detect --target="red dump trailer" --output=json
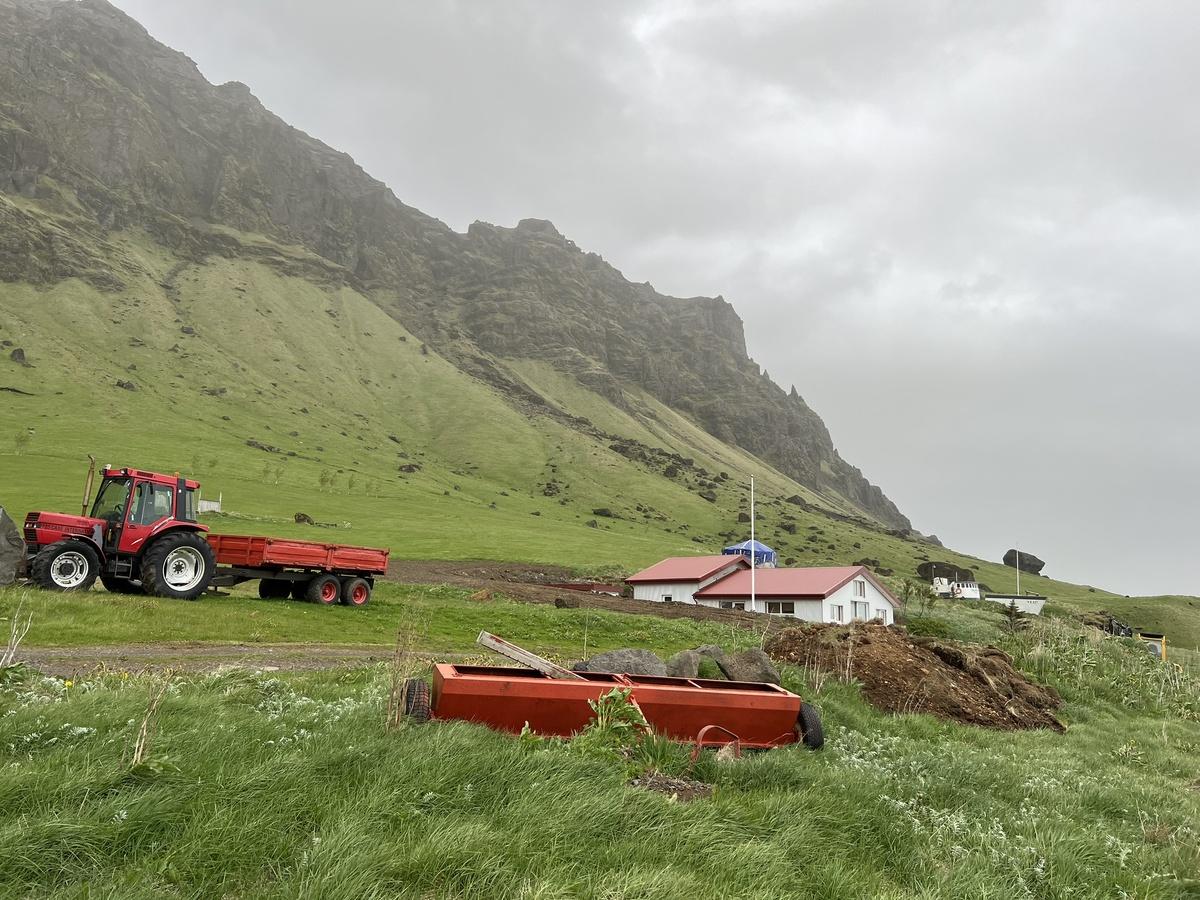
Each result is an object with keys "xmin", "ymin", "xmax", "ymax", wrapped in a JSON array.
[
  {"xmin": 206, "ymin": 534, "xmax": 389, "ymax": 606},
  {"xmin": 411, "ymin": 663, "xmax": 823, "ymax": 751}
]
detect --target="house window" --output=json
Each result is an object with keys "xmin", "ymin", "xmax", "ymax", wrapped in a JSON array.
[
  {"xmin": 720, "ymin": 601, "xmax": 745, "ymax": 611},
  {"xmin": 875, "ymin": 608, "xmax": 890, "ymax": 624},
  {"xmin": 852, "ymin": 601, "xmax": 869, "ymax": 621},
  {"xmin": 767, "ymin": 602, "xmax": 795, "ymax": 615},
  {"xmin": 830, "ymin": 604, "xmax": 844, "ymax": 623},
  {"xmin": 854, "ymin": 580, "xmax": 866, "ymax": 598},
  {"xmin": 662, "ymin": 595, "xmax": 673, "ymax": 603}
]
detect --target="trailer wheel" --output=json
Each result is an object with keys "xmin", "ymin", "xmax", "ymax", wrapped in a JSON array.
[
  {"xmin": 140, "ymin": 532, "xmax": 215, "ymax": 600},
  {"xmin": 305, "ymin": 573, "xmax": 341, "ymax": 605},
  {"xmin": 258, "ymin": 578, "xmax": 292, "ymax": 600},
  {"xmin": 340, "ymin": 577, "xmax": 371, "ymax": 607},
  {"xmin": 100, "ymin": 575, "xmax": 142, "ymax": 596},
  {"xmin": 32, "ymin": 540, "xmax": 99, "ymax": 592},
  {"xmin": 796, "ymin": 702, "xmax": 824, "ymax": 750},
  {"xmin": 403, "ymin": 678, "xmax": 431, "ymax": 723}
]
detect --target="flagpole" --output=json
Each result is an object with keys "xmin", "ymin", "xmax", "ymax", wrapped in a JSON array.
[{"xmin": 750, "ymin": 475, "xmax": 756, "ymax": 613}]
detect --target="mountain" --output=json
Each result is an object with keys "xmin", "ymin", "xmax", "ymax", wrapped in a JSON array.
[{"xmin": 0, "ymin": 0, "xmax": 906, "ymax": 530}]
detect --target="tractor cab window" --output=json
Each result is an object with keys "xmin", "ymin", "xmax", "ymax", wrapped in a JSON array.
[
  {"xmin": 129, "ymin": 482, "xmax": 174, "ymax": 526},
  {"xmin": 91, "ymin": 478, "xmax": 132, "ymax": 524},
  {"xmin": 181, "ymin": 487, "xmax": 197, "ymax": 522}
]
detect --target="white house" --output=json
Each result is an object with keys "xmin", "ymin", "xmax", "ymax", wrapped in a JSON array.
[
  {"xmin": 625, "ymin": 555, "xmax": 751, "ymax": 605},
  {"xmin": 626, "ymin": 558, "xmax": 899, "ymax": 625},
  {"xmin": 693, "ymin": 566, "xmax": 898, "ymax": 624}
]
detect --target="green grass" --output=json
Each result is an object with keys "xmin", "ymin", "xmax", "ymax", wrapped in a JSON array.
[
  {"xmin": 0, "ymin": 583, "xmax": 758, "ymax": 661},
  {"xmin": 0, "ymin": 615, "xmax": 1197, "ymax": 899}
]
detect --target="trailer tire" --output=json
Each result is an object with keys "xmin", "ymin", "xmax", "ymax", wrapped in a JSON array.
[
  {"xmin": 140, "ymin": 532, "xmax": 215, "ymax": 600},
  {"xmin": 305, "ymin": 573, "xmax": 341, "ymax": 605},
  {"xmin": 258, "ymin": 578, "xmax": 292, "ymax": 600},
  {"xmin": 100, "ymin": 575, "xmax": 142, "ymax": 596},
  {"xmin": 32, "ymin": 540, "xmax": 99, "ymax": 592},
  {"xmin": 403, "ymin": 678, "xmax": 431, "ymax": 723},
  {"xmin": 340, "ymin": 577, "xmax": 371, "ymax": 607},
  {"xmin": 797, "ymin": 702, "xmax": 824, "ymax": 750}
]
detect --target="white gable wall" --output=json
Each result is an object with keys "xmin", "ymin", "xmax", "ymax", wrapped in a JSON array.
[
  {"xmin": 825, "ymin": 577, "xmax": 894, "ymax": 625},
  {"xmin": 630, "ymin": 561, "xmax": 746, "ymax": 605}
]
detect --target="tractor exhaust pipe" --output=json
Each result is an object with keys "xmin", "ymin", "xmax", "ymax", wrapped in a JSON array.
[{"xmin": 81, "ymin": 455, "xmax": 96, "ymax": 516}]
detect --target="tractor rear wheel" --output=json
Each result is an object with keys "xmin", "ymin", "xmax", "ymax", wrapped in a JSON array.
[
  {"xmin": 305, "ymin": 573, "xmax": 341, "ymax": 605},
  {"xmin": 258, "ymin": 578, "xmax": 292, "ymax": 600},
  {"xmin": 340, "ymin": 577, "xmax": 371, "ymax": 607},
  {"xmin": 100, "ymin": 575, "xmax": 142, "ymax": 596},
  {"xmin": 797, "ymin": 702, "xmax": 824, "ymax": 750},
  {"xmin": 32, "ymin": 540, "xmax": 99, "ymax": 592},
  {"xmin": 140, "ymin": 532, "xmax": 215, "ymax": 601}
]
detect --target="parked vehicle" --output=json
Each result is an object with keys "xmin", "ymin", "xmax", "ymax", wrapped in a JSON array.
[{"xmin": 20, "ymin": 462, "xmax": 388, "ymax": 605}]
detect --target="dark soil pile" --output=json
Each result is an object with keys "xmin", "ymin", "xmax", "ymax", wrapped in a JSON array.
[{"xmin": 766, "ymin": 623, "xmax": 1064, "ymax": 732}]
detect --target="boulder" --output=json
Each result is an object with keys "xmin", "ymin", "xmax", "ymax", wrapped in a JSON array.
[
  {"xmin": 573, "ymin": 648, "xmax": 667, "ymax": 676},
  {"xmin": 554, "ymin": 595, "xmax": 581, "ymax": 609},
  {"xmin": 1003, "ymin": 549, "xmax": 1045, "ymax": 575},
  {"xmin": 665, "ymin": 650, "xmax": 701, "ymax": 678},
  {"xmin": 720, "ymin": 648, "xmax": 781, "ymax": 685},
  {"xmin": 0, "ymin": 507, "xmax": 23, "ymax": 586}
]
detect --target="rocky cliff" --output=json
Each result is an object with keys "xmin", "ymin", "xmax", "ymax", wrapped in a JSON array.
[{"xmin": 0, "ymin": 0, "xmax": 908, "ymax": 529}]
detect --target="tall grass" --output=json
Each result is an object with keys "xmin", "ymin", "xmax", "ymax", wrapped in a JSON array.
[{"xmin": 1, "ymin": 626, "xmax": 1198, "ymax": 898}]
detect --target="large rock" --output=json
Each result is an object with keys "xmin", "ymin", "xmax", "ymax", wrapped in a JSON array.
[
  {"xmin": 720, "ymin": 649, "xmax": 781, "ymax": 685},
  {"xmin": 916, "ymin": 561, "xmax": 976, "ymax": 582},
  {"xmin": 665, "ymin": 650, "xmax": 701, "ymax": 678},
  {"xmin": 573, "ymin": 649, "xmax": 667, "ymax": 676},
  {"xmin": 0, "ymin": 507, "xmax": 23, "ymax": 586},
  {"xmin": 1003, "ymin": 549, "xmax": 1045, "ymax": 575}
]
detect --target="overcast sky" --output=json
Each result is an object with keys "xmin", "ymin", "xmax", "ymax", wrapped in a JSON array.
[{"xmin": 112, "ymin": 0, "xmax": 1198, "ymax": 596}]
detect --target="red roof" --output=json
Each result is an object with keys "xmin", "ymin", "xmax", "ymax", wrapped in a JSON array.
[
  {"xmin": 626, "ymin": 555, "xmax": 750, "ymax": 584},
  {"xmin": 695, "ymin": 565, "xmax": 897, "ymax": 605}
]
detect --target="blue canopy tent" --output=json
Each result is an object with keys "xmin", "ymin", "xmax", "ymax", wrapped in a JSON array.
[{"xmin": 722, "ymin": 539, "xmax": 777, "ymax": 568}]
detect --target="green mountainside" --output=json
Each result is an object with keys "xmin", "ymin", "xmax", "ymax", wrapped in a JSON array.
[{"xmin": 0, "ymin": 0, "xmax": 1193, "ymax": 643}]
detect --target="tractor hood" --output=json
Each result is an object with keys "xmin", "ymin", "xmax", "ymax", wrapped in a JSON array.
[{"xmin": 23, "ymin": 511, "xmax": 107, "ymax": 548}]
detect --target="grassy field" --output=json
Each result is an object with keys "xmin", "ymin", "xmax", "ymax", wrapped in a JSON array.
[
  {"xmin": 0, "ymin": 582, "xmax": 759, "ymax": 661},
  {"xmin": 1, "ymin": 604, "xmax": 1197, "ymax": 898}
]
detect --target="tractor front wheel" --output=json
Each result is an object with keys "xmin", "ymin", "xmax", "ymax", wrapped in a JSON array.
[
  {"xmin": 32, "ymin": 540, "xmax": 99, "ymax": 592},
  {"xmin": 140, "ymin": 533, "xmax": 215, "ymax": 601}
]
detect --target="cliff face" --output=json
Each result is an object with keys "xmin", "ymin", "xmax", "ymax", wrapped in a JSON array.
[{"xmin": 0, "ymin": 0, "xmax": 909, "ymax": 529}]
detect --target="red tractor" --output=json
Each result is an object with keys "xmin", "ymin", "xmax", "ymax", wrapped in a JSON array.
[
  {"xmin": 24, "ymin": 464, "xmax": 213, "ymax": 599},
  {"xmin": 21, "ymin": 462, "xmax": 389, "ymax": 604}
]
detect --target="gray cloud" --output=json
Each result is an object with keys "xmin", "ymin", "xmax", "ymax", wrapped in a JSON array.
[{"xmin": 112, "ymin": 0, "xmax": 1198, "ymax": 594}]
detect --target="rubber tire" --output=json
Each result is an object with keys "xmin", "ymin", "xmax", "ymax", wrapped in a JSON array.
[
  {"xmin": 403, "ymin": 678, "xmax": 431, "ymax": 723},
  {"xmin": 100, "ymin": 575, "xmax": 143, "ymax": 596},
  {"xmin": 258, "ymin": 578, "xmax": 292, "ymax": 600},
  {"xmin": 340, "ymin": 577, "xmax": 371, "ymax": 607},
  {"xmin": 31, "ymin": 540, "xmax": 100, "ymax": 593},
  {"xmin": 797, "ymin": 702, "xmax": 824, "ymax": 750},
  {"xmin": 305, "ymin": 573, "xmax": 341, "ymax": 605},
  {"xmin": 139, "ymin": 532, "xmax": 216, "ymax": 601}
]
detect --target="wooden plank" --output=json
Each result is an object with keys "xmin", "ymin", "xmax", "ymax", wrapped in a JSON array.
[{"xmin": 476, "ymin": 631, "xmax": 585, "ymax": 680}]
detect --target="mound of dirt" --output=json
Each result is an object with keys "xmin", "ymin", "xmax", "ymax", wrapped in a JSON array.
[
  {"xmin": 766, "ymin": 623, "xmax": 1064, "ymax": 732},
  {"xmin": 629, "ymin": 773, "xmax": 712, "ymax": 802}
]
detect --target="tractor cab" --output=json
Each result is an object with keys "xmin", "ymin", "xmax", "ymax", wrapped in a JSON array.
[{"xmin": 86, "ymin": 467, "xmax": 201, "ymax": 555}]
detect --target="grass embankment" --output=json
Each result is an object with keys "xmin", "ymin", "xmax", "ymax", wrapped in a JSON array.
[{"xmin": 1, "ymin": 609, "xmax": 1198, "ymax": 899}]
